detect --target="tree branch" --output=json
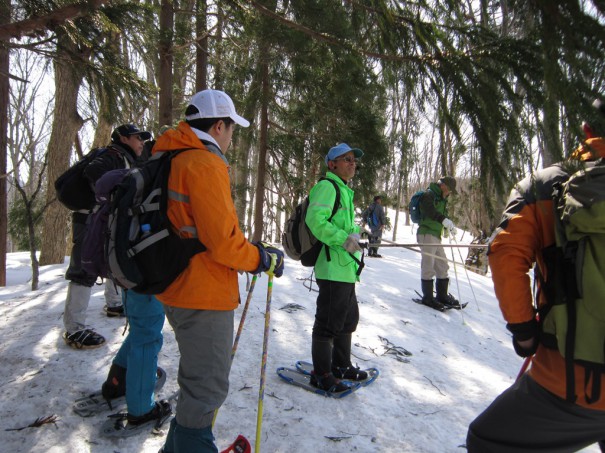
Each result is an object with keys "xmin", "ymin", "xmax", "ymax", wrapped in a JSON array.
[{"xmin": 0, "ymin": 0, "xmax": 110, "ymax": 41}]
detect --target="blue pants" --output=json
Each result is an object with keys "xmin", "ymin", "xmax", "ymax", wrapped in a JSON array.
[{"xmin": 112, "ymin": 290, "xmax": 165, "ymax": 416}]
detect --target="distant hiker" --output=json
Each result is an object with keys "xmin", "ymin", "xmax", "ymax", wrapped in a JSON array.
[
  {"xmin": 305, "ymin": 143, "xmax": 367, "ymax": 395},
  {"xmin": 467, "ymin": 98, "xmax": 605, "ymax": 452},
  {"xmin": 417, "ymin": 176, "xmax": 460, "ymax": 311},
  {"xmin": 362, "ymin": 195, "xmax": 387, "ymax": 257},
  {"xmin": 153, "ymin": 89, "xmax": 284, "ymax": 452},
  {"xmin": 62, "ymin": 124, "xmax": 150, "ymax": 349}
]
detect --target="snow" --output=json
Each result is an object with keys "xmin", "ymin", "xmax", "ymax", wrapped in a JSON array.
[{"xmin": 0, "ymin": 210, "xmax": 600, "ymax": 453}]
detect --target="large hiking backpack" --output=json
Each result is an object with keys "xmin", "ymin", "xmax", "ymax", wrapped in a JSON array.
[
  {"xmin": 408, "ymin": 190, "xmax": 425, "ymax": 224},
  {"xmin": 282, "ymin": 178, "xmax": 340, "ymax": 267},
  {"xmin": 105, "ymin": 149, "xmax": 206, "ymax": 294},
  {"xmin": 54, "ymin": 147, "xmax": 110, "ymax": 211},
  {"xmin": 540, "ymin": 158, "xmax": 605, "ymax": 403},
  {"xmin": 81, "ymin": 169, "xmax": 129, "ymax": 278}
]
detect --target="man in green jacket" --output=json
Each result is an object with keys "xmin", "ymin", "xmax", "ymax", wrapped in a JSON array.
[
  {"xmin": 305, "ymin": 143, "xmax": 367, "ymax": 395},
  {"xmin": 417, "ymin": 176, "xmax": 459, "ymax": 311}
]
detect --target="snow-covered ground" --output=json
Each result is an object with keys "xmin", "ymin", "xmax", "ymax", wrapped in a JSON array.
[{"xmin": 0, "ymin": 210, "xmax": 599, "ymax": 452}]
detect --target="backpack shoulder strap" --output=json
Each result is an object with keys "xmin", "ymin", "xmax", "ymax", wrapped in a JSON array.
[{"xmin": 318, "ymin": 177, "xmax": 340, "ymax": 221}]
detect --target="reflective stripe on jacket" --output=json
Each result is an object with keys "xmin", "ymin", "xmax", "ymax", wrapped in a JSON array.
[
  {"xmin": 305, "ymin": 171, "xmax": 360, "ymax": 283},
  {"xmin": 152, "ymin": 121, "xmax": 260, "ymax": 310}
]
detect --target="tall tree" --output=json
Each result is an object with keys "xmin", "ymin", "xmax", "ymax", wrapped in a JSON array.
[
  {"xmin": 0, "ymin": 0, "xmax": 9, "ymax": 285},
  {"xmin": 39, "ymin": 27, "xmax": 91, "ymax": 265}
]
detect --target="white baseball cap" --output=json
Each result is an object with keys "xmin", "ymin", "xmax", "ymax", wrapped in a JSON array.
[{"xmin": 185, "ymin": 89, "xmax": 250, "ymax": 127}]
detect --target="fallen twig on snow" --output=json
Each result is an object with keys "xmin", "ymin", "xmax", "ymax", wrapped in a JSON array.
[
  {"xmin": 6, "ymin": 414, "xmax": 59, "ymax": 431},
  {"xmin": 424, "ymin": 376, "xmax": 445, "ymax": 396}
]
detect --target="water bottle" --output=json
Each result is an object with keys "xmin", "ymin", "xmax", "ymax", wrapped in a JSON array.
[{"xmin": 140, "ymin": 223, "xmax": 151, "ymax": 238}]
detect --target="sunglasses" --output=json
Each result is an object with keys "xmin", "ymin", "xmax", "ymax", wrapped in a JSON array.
[{"xmin": 333, "ymin": 156, "xmax": 359, "ymax": 164}]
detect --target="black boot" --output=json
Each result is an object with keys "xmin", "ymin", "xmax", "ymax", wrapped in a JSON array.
[
  {"xmin": 311, "ymin": 336, "xmax": 349, "ymax": 393},
  {"xmin": 421, "ymin": 279, "xmax": 445, "ymax": 311},
  {"xmin": 332, "ymin": 333, "xmax": 368, "ymax": 381},
  {"xmin": 127, "ymin": 400, "xmax": 172, "ymax": 426},
  {"xmin": 102, "ymin": 364, "xmax": 127, "ymax": 401},
  {"xmin": 436, "ymin": 278, "xmax": 460, "ymax": 308},
  {"xmin": 312, "ymin": 336, "xmax": 333, "ymax": 376}
]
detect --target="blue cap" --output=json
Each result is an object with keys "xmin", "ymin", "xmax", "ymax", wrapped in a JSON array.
[{"xmin": 325, "ymin": 143, "xmax": 364, "ymax": 166}]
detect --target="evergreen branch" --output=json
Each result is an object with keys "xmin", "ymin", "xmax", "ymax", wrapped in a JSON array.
[{"xmin": 0, "ymin": 0, "xmax": 111, "ymax": 41}]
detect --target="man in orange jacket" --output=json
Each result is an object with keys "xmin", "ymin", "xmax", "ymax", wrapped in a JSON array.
[
  {"xmin": 153, "ymin": 90, "xmax": 284, "ymax": 452},
  {"xmin": 467, "ymin": 98, "xmax": 605, "ymax": 452}
]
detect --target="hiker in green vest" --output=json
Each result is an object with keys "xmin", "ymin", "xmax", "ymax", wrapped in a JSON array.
[{"xmin": 417, "ymin": 176, "xmax": 460, "ymax": 311}]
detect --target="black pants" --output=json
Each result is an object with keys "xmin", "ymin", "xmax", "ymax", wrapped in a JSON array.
[
  {"xmin": 65, "ymin": 212, "xmax": 96, "ymax": 287},
  {"xmin": 467, "ymin": 373, "xmax": 605, "ymax": 453},
  {"xmin": 312, "ymin": 279, "xmax": 359, "ymax": 338}
]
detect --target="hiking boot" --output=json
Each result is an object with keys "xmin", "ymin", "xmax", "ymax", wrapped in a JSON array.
[
  {"xmin": 63, "ymin": 329, "xmax": 105, "ymax": 349},
  {"xmin": 102, "ymin": 364, "xmax": 127, "ymax": 400},
  {"xmin": 420, "ymin": 279, "xmax": 444, "ymax": 311},
  {"xmin": 310, "ymin": 372, "xmax": 350, "ymax": 394},
  {"xmin": 127, "ymin": 400, "xmax": 172, "ymax": 426},
  {"xmin": 436, "ymin": 278, "xmax": 460, "ymax": 308},
  {"xmin": 105, "ymin": 305, "xmax": 125, "ymax": 317},
  {"xmin": 374, "ymin": 253, "xmax": 383, "ymax": 258},
  {"xmin": 422, "ymin": 297, "xmax": 446, "ymax": 312},
  {"xmin": 332, "ymin": 366, "xmax": 368, "ymax": 381},
  {"xmin": 440, "ymin": 295, "xmax": 461, "ymax": 309}
]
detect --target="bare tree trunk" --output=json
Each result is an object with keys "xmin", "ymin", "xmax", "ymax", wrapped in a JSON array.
[
  {"xmin": 195, "ymin": 0, "xmax": 208, "ymax": 92},
  {"xmin": 0, "ymin": 0, "xmax": 9, "ymax": 286},
  {"xmin": 252, "ymin": 56, "xmax": 269, "ymax": 242},
  {"xmin": 174, "ymin": 0, "xmax": 194, "ymax": 119},
  {"xmin": 39, "ymin": 29, "xmax": 88, "ymax": 265},
  {"xmin": 158, "ymin": 0, "xmax": 174, "ymax": 126}
]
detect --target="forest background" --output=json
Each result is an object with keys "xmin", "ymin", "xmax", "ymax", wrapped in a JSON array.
[{"xmin": 1, "ymin": 0, "xmax": 605, "ymax": 288}]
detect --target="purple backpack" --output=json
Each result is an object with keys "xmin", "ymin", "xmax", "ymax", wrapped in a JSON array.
[{"xmin": 81, "ymin": 169, "xmax": 129, "ymax": 278}]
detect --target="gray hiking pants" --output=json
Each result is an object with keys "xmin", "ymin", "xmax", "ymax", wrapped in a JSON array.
[
  {"xmin": 63, "ymin": 280, "xmax": 122, "ymax": 332},
  {"xmin": 63, "ymin": 213, "xmax": 122, "ymax": 333},
  {"xmin": 467, "ymin": 373, "xmax": 605, "ymax": 452},
  {"xmin": 369, "ymin": 227, "xmax": 383, "ymax": 254},
  {"xmin": 417, "ymin": 233, "xmax": 449, "ymax": 280},
  {"xmin": 163, "ymin": 305, "xmax": 233, "ymax": 430}
]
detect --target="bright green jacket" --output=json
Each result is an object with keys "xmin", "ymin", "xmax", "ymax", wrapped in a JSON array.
[
  {"xmin": 305, "ymin": 172, "xmax": 360, "ymax": 283},
  {"xmin": 417, "ymin": 182, "xmax": 448, "ymax": 239}
]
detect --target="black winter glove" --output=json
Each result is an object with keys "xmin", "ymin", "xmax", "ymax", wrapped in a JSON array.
[
  {"xmin": 507, "ymin": 319, "xmax": 539, "ymax": 358},
  {"xmin": 254, "ymin": 242, "xmax": 285, "ymax": 278}
]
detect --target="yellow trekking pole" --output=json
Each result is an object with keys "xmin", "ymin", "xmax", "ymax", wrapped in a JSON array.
[{"xmin": 255, "ymin": 275, "xmax": 273, "ymax": 452}]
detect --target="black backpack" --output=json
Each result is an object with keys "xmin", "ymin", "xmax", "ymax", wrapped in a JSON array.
[
  {"xmin": 106, "ymin": 148, "xmax": 206, "ymax": 294},
  {"xmin": 54, "ymin": 147, "xmax": 109, "ymax": 211},
  {"xmin": 282, "ymin": 178, "xmax": 340, "ymax": 267}
]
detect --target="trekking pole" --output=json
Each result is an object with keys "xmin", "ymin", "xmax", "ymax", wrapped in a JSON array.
[
  {"xmin": 255, "ymin": 275, "xmax": 274, "ymax": 453},
  {"xmin": 232, "ymin": 274, "xmax": 258, "ymax": 360},
  {"xmin": 361, "ymin": 240, "xmax": 476, "ymax": 267},
  {"xmin": 447, "ymin": 236, "xmax": 465, "ymax": 324},
  {"xmin": 451, "ymin": 236, "xmax": 481, "ymax": 311},
  {"xmin": 213, "ymin": 274, "xmax": 258, "ymax": 427}
]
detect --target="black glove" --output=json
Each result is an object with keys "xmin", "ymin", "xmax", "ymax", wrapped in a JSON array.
[
  {"xmin": 507, "ymin": 319, "xmax": 539, "ymax": 358},
  {"xmin": 254, "ymin": 242, "xmax": 285, "ymax": 278}
]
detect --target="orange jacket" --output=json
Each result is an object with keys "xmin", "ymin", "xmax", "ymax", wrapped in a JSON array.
[
  {"xmin": 489, "ymin": 137, "xmax": 605, "ymax": 410},
  {"xmin": 152, "ymin": 122, "xmax": 260, "ymax": 310}
]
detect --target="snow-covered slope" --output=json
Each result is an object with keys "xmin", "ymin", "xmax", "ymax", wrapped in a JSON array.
[{"xmin": 0, "ymin": 211, "xmax": 598, "ymax": 452}]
